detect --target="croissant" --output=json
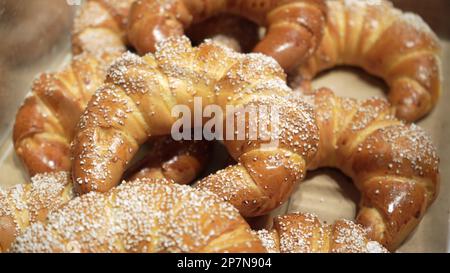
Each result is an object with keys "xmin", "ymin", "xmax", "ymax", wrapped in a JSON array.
[
  {"xmin": 0, "ymin": 172, "xmax": 74, "ymax": 252},
  {"xmin": 13, "ymin": 54, "xmax": 110, "ymax": 176},
  {"xmin": 13, "ymin": 0, "xmax": 218, "ymax": 176},
  {"xmin": 254, "ymin": 212, "xmax": 388, "ymax": 253},
  {"xmin": 9, "ymin": 178, "xmax": 264, "ymax": 253},
  {"xmin": 200, "ymin": 87, "xmax": 439, "ymax": 250},
  {"xmin": 1, "ymin": 136, "xmax": 211, "ymax": 253},
  {"xmin": 70, "ymin": 37, "xmax": 438, "ymax": 250},
  {"xmin": 310, "ymin": 88, "xmax": 439, "ymax": 250},
  {"xmin": 295, "ymin": 0, "xmax": 442, "ymax": 122},
  {"xmin": 128, "ymin": 0, "xmax": 327, "ymax": 71},
  {"xmin": 13, "ymin": 0, "xmax": 131, "ymax": 176}
]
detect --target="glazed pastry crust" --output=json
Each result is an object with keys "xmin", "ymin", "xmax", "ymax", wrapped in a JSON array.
[
  {"xmin": 254, "ymin": 212, "xmax": 388, "ymax": 253},
  {"xmin": 0, "ymin": 172, "xmax": 74, "ymax": 252},
  {"xmin": 13, "ymin": 0, "xmax": 214, "ymax": 179},
  {"xmin": 128, "ymin": 0, "xmax": 327, "ymax": 70},
  {"xmin": 296, "ymin": 0, "xmax": 442, "ymax": 122},
  {"xmin": 304, "ymin": 87, "xmax": 439, "ymax": 250},
  {"xmin": 13, "ymin": 0, "xmax": 130, "ymax": 176},
  {"xmin": 10, "ymin": 179, "xmax": 265, "ymax": 253},
  {"xmin": 70, "ymin": 37, "xmax": 439, "ymax": 250}
]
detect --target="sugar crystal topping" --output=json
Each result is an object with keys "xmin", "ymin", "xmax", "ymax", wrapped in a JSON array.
[
  {"xmin": 257, "ymin": 213, "xmax": 388, "ymax": 253},
  {"xmin": 254, "ymin": 229, "xmax": 278, "ymax": 253},
  {"xmin": 0, "ymin": 172, "xmax": 73, "ymax": 236},
  {"xmin": 10, "ymin": 180, "xmax": 251, "ymax": 253},
  {"xmin": 332, "ymin": 219, "xmax": 388, "ymax": 253},
  {"xmin": 357, "ymin": 123, "xmax": 439, "ymax": 176}
]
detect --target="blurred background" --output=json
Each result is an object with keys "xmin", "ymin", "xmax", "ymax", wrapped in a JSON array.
[{"xmin": 0, "ymin": 0, "xmax": 75, "ymax": 144}]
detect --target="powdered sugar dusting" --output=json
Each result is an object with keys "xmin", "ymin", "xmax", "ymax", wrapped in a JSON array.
[
  {"xmin": 254, "ymin": 229, "xmax": 278, "ymax": 253},
  {"xmin": 255, "ymin": 213, "xmax": 388, "ymax": 253},
  {"xmin": 10, "ymin": 179, "xmax": 258, "ymax": 253},
  {"xmin": 0, "ymin": 172, "xmax": 73, "ymax": 240}
]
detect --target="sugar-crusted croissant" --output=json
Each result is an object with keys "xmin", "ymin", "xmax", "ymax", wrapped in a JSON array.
[
  {"xmin": 13, "ymin": 54, "xmax": 110, "ymax": 175},
  {"xmin": 13, "ymin": 0, "xmax": 131, "ymax": 176},
  {"xmin": 254, "ymin": 212, "xmax": 388, "ymax": 253},
  {"xmin": 70, "ymin": 37, "xmax": 439, "ymax": 250},
  {"xmin": 199, "ymin": 87, "xmax": 439, "ymax": 250},
  {"xmin": 0, "ymin": 172, "xmax": 74, "ymax": 252},
  {"xmin": 74, "ymin": 0, "xmax": 262, "ymax": 56},
  {"xmin": 14, "ymin": 0, "xmax": 217, "ymax": 177},
  {"xmin": 306, "ymin": 87, "xmax": 439, "ymax": 250},
  {"xmin": 295, "ymin": 0, "xmax": 442, "ymax": 122},
  {"xmin": 9, "ymin": 178, "xmax": 265, "ymax": 253},
  {"xmin": 128, "ymin": 0, "xmax": 327, "ymax": 71},
  {"xmin": 1, "ymin": 136, "xmax": 210, "ymax": 253},
  {"xmin": 70, "ymin": 36, "xmax": 309, "ymax": 192}
]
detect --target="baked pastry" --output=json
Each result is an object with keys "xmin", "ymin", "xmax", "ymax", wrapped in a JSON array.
[
  {"xmin": 13, "ymin": 54, "xmax": 110, "ymax": 175},
  {"xmin": 70, "ymin": 36, "xmax": 303, "ymax": 193},
  {"xmin": 0, "ymin": 172, "xmax": 74, "ymax": 252},
  {"xmin": 75, "ymin": 0, "xmax": 262, "ymax": 55},
  {"xmin": 128, "ymin": 0, "xmax": 327, "ymax": 70},
  {"xmin": 70, "ymin": 37, "xmax": 439, "ymax": 250},
  {"xmin": 9, "ymin": 178, "xmax": 265, "ymax": 253},
  {"xmin": 199, "ymin": 87, "xmax": 439, "ymax": 250},
  {"xmin": 13, "ymin": 0, "xmax": 131, "ymax": 176},
  {"xmin": 254, "ymin": 212, "xmax": 388, "ymax": 253},
  {"xmin": 1, "ymin": 135, "xmax": 210, "ymax": 253},
  {"xmin": 306, "ymin": 87, "xmax": 439, "ymax": 250},
  {"xmin": 295, "ymin": 0, "xmax": 442, "ymax": 122},
  {"xmin": 13, "ymin": 0, "xmax": 256, "ymax": 177}
]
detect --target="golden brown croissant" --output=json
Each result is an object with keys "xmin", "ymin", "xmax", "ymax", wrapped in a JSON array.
[
  {"xmin": 307, "ymin": 87, "xmax": 439, "ymax": 250},
  {"xmin": 70, "ymin": 37, "xmax": 438, "ymax": 250},
  {"xmin": 254, "ymin": 212, "xmax": 388, "ymax": 253},
  {"xmin": 200, "ymin": 87, "xmax": 439, "ymax": 250},
  {"xmin": 13, "ymin": 0, "xmax": 131, "ymax": 176},
  {"xmin": 1, "ymin": 137, "xmax": 210, "ymax": 253},
  {"xmin": 75, "ymin": 0, "xmax": 261, "ymax": 56},
  {"xmin": 70, "ymin": 36, "xmax": 307, "ymax": 192},
  {"xmin": 13, "ymin": 0, "xmax": 256, "ymax": 177},
  {"xmin": 9, "ymin": 178, "xmax": 265, "ymax": 253},
  {"xmin": 0, "ymin": 172, "xmax": 74, "ymax": 252},
  {"xmin": 13, "ymin": 54, "xmax": 109, "ymax": 175},
  {"xmin": 128, "ymin": 0, "xmax": 327, "ymax": 70},
  {"xmin": 295, "ymin": 0, "xmax": 442, "ymax": 122}
]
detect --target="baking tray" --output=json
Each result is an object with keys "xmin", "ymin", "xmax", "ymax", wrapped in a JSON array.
[{"xmin": 0, "ymin": 0, "xmax": 448, "ymax": 252}]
